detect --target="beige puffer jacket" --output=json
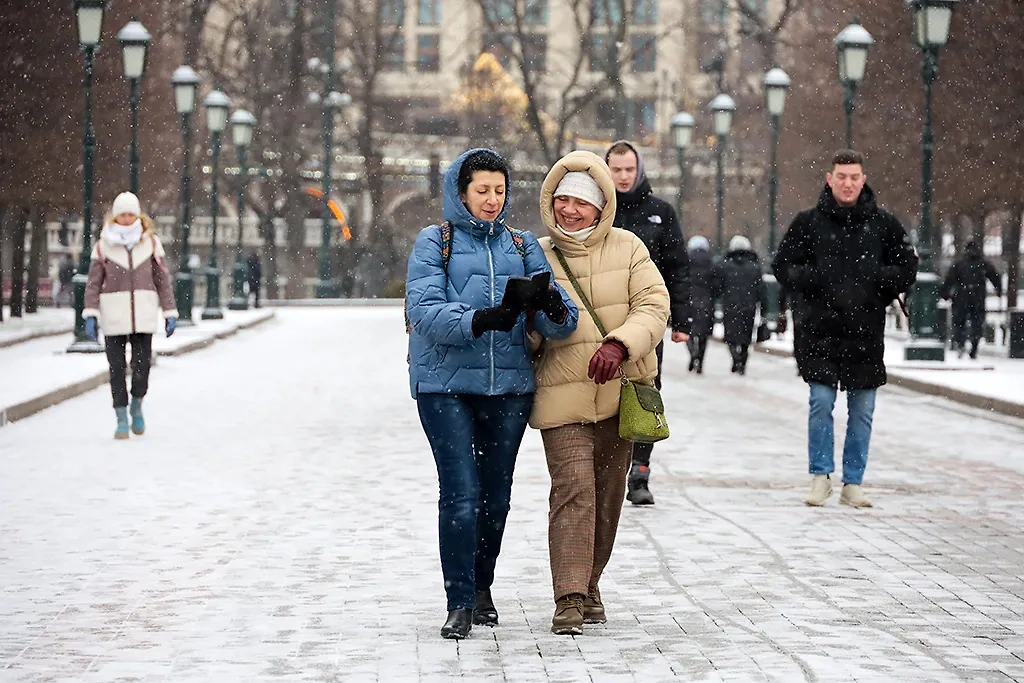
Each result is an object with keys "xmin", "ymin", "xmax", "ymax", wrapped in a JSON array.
[{"xmin": 529, "ymin": 151, "xmax": 670, "ymax": 431}]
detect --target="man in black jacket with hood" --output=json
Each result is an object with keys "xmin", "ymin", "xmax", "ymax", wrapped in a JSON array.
[
  {"xmin": 773, "ymin": 150, "xmax": 917, "ymax": 509},
  {"xmin": 940, "ymin": 240, "xmax": 1002, "ymax": 359},
  {"xmin": 606, "ymin": 140, "xmax": 693, "ymax": 506}
]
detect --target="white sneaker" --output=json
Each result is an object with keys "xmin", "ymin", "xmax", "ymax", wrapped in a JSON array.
[
  {"xmin": 840, "ymin": 484, "xmax": 873, "ymax": 508},
  {"xmin": 804, "ymin": 475, "xmax": 832, "ymax": 506}
]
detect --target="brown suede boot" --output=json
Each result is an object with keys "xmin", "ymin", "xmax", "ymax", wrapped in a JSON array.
[
  {"xmin": 551, "ymin": 594, "xmax": 585, "ymax": 635},
  {"xmin": 583, "ymin": 586, "xmax": 606, "ymax": 624}
]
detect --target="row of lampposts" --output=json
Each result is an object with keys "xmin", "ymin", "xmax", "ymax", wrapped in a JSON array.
[
  {"xmin": 68, "ymin": 1, "xmax": 259, "ymax": 352},
  {"xmin": 666, "ymin": 0, "xmax": 956, "ymax": 362}
]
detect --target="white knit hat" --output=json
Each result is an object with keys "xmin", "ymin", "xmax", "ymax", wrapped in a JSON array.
[
  {"xmin": 729, "ymin": 235, "xmax": 752, "ymax": 252},
  {"xmin": 111, "ymin": 192, "xmax": 141, "ymax": 218},
  {"xmin": 687, "ymin": 235, "xmax": 710, "ymax": 251},
  {"xmin": 553, "ymin": 171, "xmax": 606, "ymax": 210}
]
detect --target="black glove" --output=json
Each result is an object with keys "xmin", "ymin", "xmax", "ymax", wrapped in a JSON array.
[
  {"xmin": 472, "ymin": 306, "xmax": 519, "ymax": 337},
  {"xmin": 535, "ymin": 288, "xmax": 568, "ymax": 324}
]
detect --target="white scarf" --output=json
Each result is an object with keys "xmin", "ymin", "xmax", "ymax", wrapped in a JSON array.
[
  {"xmin": 106, "ymin": 219, "xmax": 143, "ymax": 249},
  {"xmin": 556, "ymin": 224, "xmax": 597, "ymax": 242}
]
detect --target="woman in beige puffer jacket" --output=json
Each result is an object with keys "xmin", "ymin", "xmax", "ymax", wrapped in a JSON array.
[{"xmin": 530, "ymin": 151, "xmax": 670, "ymax": 635}]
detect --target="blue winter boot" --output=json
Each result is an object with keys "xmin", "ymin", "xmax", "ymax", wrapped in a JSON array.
[
  {"xmin": 114, "ymin": 407, "xmax": 130, "ymax": 440},
  {"xmin": 129, "ymin": 398, "xmax": 145, "ymax": 435}
]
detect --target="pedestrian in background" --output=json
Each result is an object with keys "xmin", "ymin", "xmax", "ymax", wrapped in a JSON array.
[
  {"xmin": 940, "ymin": 240, "xmax": 1001, "ymax": 359},
  {"xmin": 685, "ymin": 235, "xmax": 716, "ymax": 374},
  {"xmin": 605, "ymin": 140, "xmax": 691, "ymax": 506},
  {"xmin": 713, "ymin": 235, "xmax": 767, "ymax": 375},
  {"xmin": 83, "ymin": 192, "xmax": 178, "ymax": 440},
  {"xmin": 56, "ymin": 255, "xmax": 76, "ymax": 308},
  {"xmin": 246, "ymin": 250, "xmax": 263, "ymax": 308},
  {"xmin": 406, "ymin": 148, "xmax": 577, "ymax": 640},
  {"xmin": 773, "ymin": 150, "xmax": 917, "ymax": 508},
  {"xmin": 530, "ymin": 151, "xmax": 669, "ymax": 635}
]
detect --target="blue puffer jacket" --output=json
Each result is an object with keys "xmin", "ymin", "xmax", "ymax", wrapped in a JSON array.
[{"xmin": 406, "ymin": 149, "xmax": 579, "ymax": 398}]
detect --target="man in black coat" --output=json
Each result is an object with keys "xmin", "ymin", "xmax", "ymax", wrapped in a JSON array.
[
  {"xmin": 940, "ymin": 240, "xmax": 1001, "ymax": 359},
  {"xmin": 773, "ymin": 149, "xmax": 917, "ymax": 509},
  {"xmin": 686, "ymin": 235, "xmax": 717, "ymax": 373},
  {"xmin": 714, "ymin": 235, "xmax": 767, "ymax": 375},
  {"xmin": 606, "ymin": 140, "xmax": 693, "ymax": 506},
  {"xmin": 246, "ymin": 251, "xmax": 263, "ymax": 308}
]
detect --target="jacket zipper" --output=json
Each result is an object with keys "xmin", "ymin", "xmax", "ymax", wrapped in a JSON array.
[
  {"xmin": 127, "ymin": 246, "xmax": 137, "ymax": 333},
  {"xmin": 486, "ymin": 225, "xmax": 495, "ymax": 393}
]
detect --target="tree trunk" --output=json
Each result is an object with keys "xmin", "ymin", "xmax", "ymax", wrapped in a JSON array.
[
  {"xmin": 262, "ymin": 213, "xmax": 279, "ymax": 301},
  {"xmin": 973, "ymin": 210, "xmax": 987, "ymax": 245},
  {"xmin": 1006, "ymin": 207, "xmax": 1021, "ymax": 310},
  {"xmin": 24, "ymin": 206, "xmax": 46, "ymax": 313},
  {"xmin": 0, "ymin": 204, "xmax": 6, "ymax": 323},
  {"xmin": 952, "ymin": 214, "xmax": 966, "ymax": 256},
  {"xmin": 9, "ymin": 207, "xmax": 28, "ymax": 318}
]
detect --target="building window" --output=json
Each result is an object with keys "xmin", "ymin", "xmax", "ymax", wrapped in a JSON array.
[
  {"xmin": 588, "ymin": 33, "xmax": 611, "ymax": 72},
  {"xmin": 634, "ymin": 0, "xmax": 656, "ymax": 24},
  {"xmin": 416, "ymin": 34, "xmax": 440, "ymax": 71},
  {"xmin": 379, "ymin": 0, "xmax": 406, "ymax": 25},
  {"xmin": 417, "ymin": 0, "xmax": 441, "ymax": 25},
  {"xmin": 629, "ymin": 99, "xmax": 656, "ymax": 137},
  {"xmin": 525, "ymin": 0, "xmax": 548, "ymax": 25},
  {"xmin": 631, "ymin": 34, "xmax": 656, "ymax": 72},
  {"xmin": 382, "ymin": 34, "xmax": 406, "ymax": 71},
  {"xmin": 482, "ymin": 0, "xmax": 516, "ymax": 24},
  {"xmin": 482, "ymin": 32, "xmax": 516, "ymax": 68},
  {"xmin": 523, "ymin": 33, "xmax": 547, "ymax": 71},
  {"xmin": 700, "ymin": 0, "xmax": 728, "ymax": 25},
  {"xmin": 591, "ymin": 0, "xmax": 623, "ymax": 26}
]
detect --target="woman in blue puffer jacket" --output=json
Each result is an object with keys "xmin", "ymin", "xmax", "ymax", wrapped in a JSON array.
[{"xmin": 406, "ymin": 149, "xmax": 578, "ymax": 640}]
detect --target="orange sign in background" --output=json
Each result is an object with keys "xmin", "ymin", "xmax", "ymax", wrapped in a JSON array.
[{"xmin": 306, "ymin": 187, "xmax": 352, "ymax": 240}]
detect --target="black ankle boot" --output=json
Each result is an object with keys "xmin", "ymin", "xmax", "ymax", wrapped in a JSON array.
[
  {"xmin": 473, "ymin": 589, "xmax": 499, "ymax": 626},
  {"xmin": 441, "ymin": 609, "xmax": 473, "ymax": 639}
]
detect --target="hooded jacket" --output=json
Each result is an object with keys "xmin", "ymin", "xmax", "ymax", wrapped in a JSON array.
[
  {"xmin": 405, "ymin": 148, "xmax": 578, "ymax": 399},
  {"xmin": 940, "ymin": 240, "xmax": 1002, "ymax": 311},
  {"xmin": 84, "ymin": 215, "xmax": 177, "ymax": 336},
  {"xmin": 529, "ymin": 151, "xmax": 670, "ymax": 430},
  {"xmin": 773, "ymin": 184, "xmax": 917, "ymax": 390},
  {"xmin": 606, "ymin": 140, "xmax": 692, "ymax": 334},
  {"xmin": 714, "ymin": 248, "xmax": 767, "ymax": 346}
]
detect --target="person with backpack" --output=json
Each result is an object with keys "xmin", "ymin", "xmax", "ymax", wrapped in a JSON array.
[
  {"xmin": 529, "ymin": 151, "xmax": 669, "ymax": 635},
  {"xmin": 773, "ymin": 150, "xmax": 917, "ymax": 508},
  {"xmin": 940, "ymin": 240, "xmax": 1002, "ymax": 359},
  {"xmin": 405, "ymin": 149, "xmax": 578, "ymax": 640},
  {"xmin": 83, "ymin": 192, "xmax": 178, "ymax": 439}
]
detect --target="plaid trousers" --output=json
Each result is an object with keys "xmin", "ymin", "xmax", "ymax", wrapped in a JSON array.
[{"xmin": 541, "ymin": 417, "xmax": 633, "ymax": 600}]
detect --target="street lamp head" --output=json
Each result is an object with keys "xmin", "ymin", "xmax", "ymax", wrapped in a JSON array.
[
  {"xmin": 203, "ymin": 90, "xmax": 232, "ymax": 134},
  {"xmin": 709, "ymin": 94, "xmax": 736, "ymax": 137},
  {"xmin": 909, "ymin": 0, "xmax": 957, "ymax": 49},
  {"xmin": 73, "ymin": 0, "xmax": 108, "ymax": 48},
  {"xmin": 337, "ymin": 57, "xmax": 353, "ymax": 73},
  {"xmin": 670, "ymin": 112, "xmax": 695, "ymax": 151},
  {"xmin": 325, "ymin": 91, "xmax": 352, "ymax": 110},
  {"xmin": 230, "ymin": 110, "xmax": 257, "ymax": 149},
  {"xmin": 307, "ymin": 92, "xmax": 322, "ymax": 106},
  {"xmin": 117, "ymin": 20, "xmax": 152, "ymax": 80},
  {"xmin": 763, "ymin": 67, "xmax": 791, "ymax": 118},
  {"xmin": 171, "ymin": 65, "xmax": 201, "ymax": 115},
  {"xmin": 835, "ymin": 19, "xmax": 873, "ymax": 84},
  {"xmin": 307, "ymin": 57, "xmax": 323, "ymax": 74}
]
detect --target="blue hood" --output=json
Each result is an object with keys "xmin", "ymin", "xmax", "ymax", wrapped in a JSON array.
[{"xmin": 443, "ymin": 148, "xmax": 511, "ymax": 235}]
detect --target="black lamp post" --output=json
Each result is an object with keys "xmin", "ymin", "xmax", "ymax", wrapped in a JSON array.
[
  {"xmin": 835, "ymin": 19, "xmax": 873, "ymax": 149},
  {"xmin": 228, "ymin": 109, "xmax": 256, "ymax": 311},
  {"xmin": 709, "ymin": 93, "xmax": 736, "ymax": 253},
  {"xmin": 117, "ymin": 18, "xmax": 150, "ymax": 195},
  {"xmin": 669, "ymin": 111, "xmax": 694, "ymax": 224},
  {"xmin": 905, "ymin": 0, "xmax": 957, "ymax": 362},
  {"xmin": 762, "ymin": 67, "xmax": 791, "ymax": 328},
  {"xmin": 172, "ymin": 65, "xmax": 200, "ymax": 326},
  {"xmin": 68, "ymin": 0, "xmax": 107, "ymax": 354},
  {"xmin": 201, "ymin": 88, "xmax": 231, "ymax": 321}
]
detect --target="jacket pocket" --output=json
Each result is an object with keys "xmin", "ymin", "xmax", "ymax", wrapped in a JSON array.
[{"xmin": 428, "ymin": 345, "xmax": 449, "ymax": 371}]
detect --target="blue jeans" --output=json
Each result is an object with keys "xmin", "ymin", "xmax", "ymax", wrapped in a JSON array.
[
  {"xmin": 417, "ymin": 392, "xmax": 533, "ymax": 611},
  {"xmin": 808, "ymin": 382, "xmax": 876, "ymax": 485}
]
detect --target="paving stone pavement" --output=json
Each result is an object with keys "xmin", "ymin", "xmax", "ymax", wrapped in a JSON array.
[{"xmin": 1, "ymin": 307, "xmax": 1023, "ymax": 683}]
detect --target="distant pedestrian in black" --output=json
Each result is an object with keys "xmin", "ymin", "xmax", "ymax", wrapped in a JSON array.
[
  {"xmin": 714, "ymin": 235, "xmax": 766, "ymax": 375},
  {"xmin": 685, "ymin": 235, "xmax": 716, "ymax": 374},
  {"xmin": 940, "ymin": 240, "xmax": 1001, "ymax": 359},
  {"xmin": 57, "ymin": 255, "xmax": 76, "ymax": 308},
  {"xmin": 246, "ymin": 251, "xmax": 263, "ymax": 308}
]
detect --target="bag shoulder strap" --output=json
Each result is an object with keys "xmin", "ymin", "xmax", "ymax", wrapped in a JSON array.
[
  {"xmin": 552, "ymin": 246, "xmax": 607, "ymax": 337},
  {"xmin": 439, "ymin": 221, "xmax": 453, "ymax": 271},
  {"xmin": 506, "ymin": 226, "xmax": 527, "ymax": 261}
]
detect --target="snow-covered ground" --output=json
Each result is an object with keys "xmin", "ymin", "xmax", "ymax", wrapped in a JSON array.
[{"xmin": 1, "ymin": 307, "xmax": 1023, "ymax": 682}]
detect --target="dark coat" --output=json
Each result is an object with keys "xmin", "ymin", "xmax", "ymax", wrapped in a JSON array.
[
  {"xmin": 773, "ymin": 185, "xmax": 917, "ymax": 391},
  {"xmin": 687, "ymin": 248, "xmax": 717, "ymax": 338},
  {"xmin": 613, "ymin": 177, "xmax": 693, "ymax": 334},
  {"xmin": 246, "ymin": 252, "xmax": 262, "ymax": 284},
  {"xmin": 940, "ymin": 242, "xmax": 1001, "ymax": 314},
  {"xmin": 714, "ymin": 249, "xmax": 766, "ymax": 346}
]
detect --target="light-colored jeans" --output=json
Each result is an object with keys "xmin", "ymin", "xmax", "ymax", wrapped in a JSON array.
[{"xmin": 808, "ymin": 382, "xmax": 877, "ymax": 485}]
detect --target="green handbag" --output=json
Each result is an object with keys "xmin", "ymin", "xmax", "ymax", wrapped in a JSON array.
[{"xmin": 552, "ymin": 247, "xmax": 670, "ymax": 444}]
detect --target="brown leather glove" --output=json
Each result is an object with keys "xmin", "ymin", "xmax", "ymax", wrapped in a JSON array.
[{"xmin": 588, "ymin": 340, "xmax": 628, "ymax": 385}]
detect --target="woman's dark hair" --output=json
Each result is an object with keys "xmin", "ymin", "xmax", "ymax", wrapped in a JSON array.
[{"xmin": 457, "ymin": 150, "xmax": 510, "ymax": 195}]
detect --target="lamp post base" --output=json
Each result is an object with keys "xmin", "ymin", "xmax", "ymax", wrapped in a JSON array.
[
  {"xmin": 762, "ymin": 274, "xmax": 780, "ymax": 331},
  {"xmin": 202, "ymin": 268, "xmax": 224, "ymax": 320},
  {"xmin": 315, "ymin": 279, "xmax": 339, "ymax": 299},
  {"xmin": 904, "ymin": 270, "xmax": 945, "ymax": 362},
  {"xmin": 904, "ymin": 339, "xmax": 946, "ymax": 361},
  {"xmin": 174, "ymin": 270, "xmax": 196, "ymax": 327},
  {"xmin": 66, "ymin": 336, "xmax": 105, "ymax": 354},
  {"xmin": 228, "ymin": 260, "xmax": 249, "ymax": 311}
]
